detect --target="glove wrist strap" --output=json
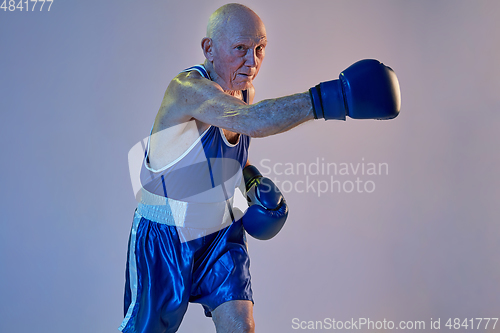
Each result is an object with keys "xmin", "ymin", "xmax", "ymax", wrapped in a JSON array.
[
  {"xmin": 309, "ymin": 85, "xmax": 324, "ymax": 120},
  {"xmin": 243, "ymin": 165, "xmax": 262, "ymax": 190},
  {"xmin": 319, "ymin": 79, "xmax": 346, "ymax": 120}
]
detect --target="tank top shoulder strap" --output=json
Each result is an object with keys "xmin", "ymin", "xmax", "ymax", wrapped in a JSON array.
[
  {"xmin": 242, "ymin": 90, "xmax": 248, "ymax": 104},
  {"xmin": 180, "ymin": 65, "xmax": 211, "ymax": 80}
]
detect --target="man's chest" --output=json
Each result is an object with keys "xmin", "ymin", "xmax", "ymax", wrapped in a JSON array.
[{"xmin": 222, "ymin": 129, "xmax": 240, "ymax": 145}]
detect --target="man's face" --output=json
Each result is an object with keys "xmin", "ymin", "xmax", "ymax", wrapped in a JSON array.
[{"xmin": 212, "ymin": 18, "xmax": 267, "ymax": 92}]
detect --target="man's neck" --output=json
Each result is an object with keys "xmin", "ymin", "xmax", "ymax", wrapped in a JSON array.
[{"xmin": 203, "ymin": 60, "xmax": 242, "ymax": 99}]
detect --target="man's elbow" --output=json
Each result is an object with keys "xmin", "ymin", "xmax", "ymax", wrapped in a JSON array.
[
  {"xmin": 246, "ymin": 127, "xmax": 277, "ymax": 138},
  {"xmin": 247, "ymin": 129, "xmax": 265, "ymax": 138}
]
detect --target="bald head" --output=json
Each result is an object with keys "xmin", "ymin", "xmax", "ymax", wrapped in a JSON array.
[
  {"xmin": 202, "ymin": 3, "xmax": 267, "ymax": 91},
  {"xmin": 206, "ymin": 3, "xmax": 265, "ymax": 44}
]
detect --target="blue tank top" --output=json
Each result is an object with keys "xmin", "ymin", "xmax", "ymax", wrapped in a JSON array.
[{"xmin": 137, "ymin": 65, "xmax": 250, "ymax": 232}]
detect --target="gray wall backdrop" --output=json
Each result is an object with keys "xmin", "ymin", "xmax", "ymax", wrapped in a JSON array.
[{"xmin": 1, "ymin": 0, "xmax": 499, "ymax": 332}]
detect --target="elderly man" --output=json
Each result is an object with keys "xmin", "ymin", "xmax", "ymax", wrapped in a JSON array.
[{"xmin": 120, "ymin": 3, "xmax": 400, "ymax": 333}]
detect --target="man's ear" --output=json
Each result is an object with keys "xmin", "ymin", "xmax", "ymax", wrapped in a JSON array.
[{"xmin": 201, "ymin": 37, "xmax": 214, "ymax": 62}]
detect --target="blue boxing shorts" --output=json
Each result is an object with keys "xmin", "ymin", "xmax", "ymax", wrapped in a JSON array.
[{"xmin": 119, "ymin": 209, "xmax": 253, "ymax": 333}]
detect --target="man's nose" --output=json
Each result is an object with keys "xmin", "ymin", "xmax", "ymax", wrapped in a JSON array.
[{"xmin": 245, "ymin": 49, "xmax": 257, "ymax": 67}]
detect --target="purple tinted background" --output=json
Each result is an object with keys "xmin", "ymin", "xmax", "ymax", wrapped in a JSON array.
[{"xmin": 1, "ymin": 0, "xmax": 499, "ymax": 332}]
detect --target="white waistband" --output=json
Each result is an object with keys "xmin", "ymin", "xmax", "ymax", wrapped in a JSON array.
[{"xmin": 137, "ymin": 189, "xmax": 235, "ymax": 229}]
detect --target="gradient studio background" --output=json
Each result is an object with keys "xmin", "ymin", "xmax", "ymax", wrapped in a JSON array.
[{"xmin": 1, "ymin": 0, "xmax": 499, "ymax": 332}]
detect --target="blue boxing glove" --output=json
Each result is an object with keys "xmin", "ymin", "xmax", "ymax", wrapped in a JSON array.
[
  {"xmin": 241, "ymin": 165, "xmax": 288, "ymax": 240},
  {"xmin": 309, "ymin": 59, "xmax": 401, "ymax": 120}
]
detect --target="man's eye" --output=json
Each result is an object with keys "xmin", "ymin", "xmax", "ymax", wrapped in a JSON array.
[{"xmin": 236, "ymin": 45, "xmax": 244, "ymax": 51}]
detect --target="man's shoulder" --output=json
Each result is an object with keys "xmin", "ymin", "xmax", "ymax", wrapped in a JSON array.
[
  {"xmin": 157, "ymin": 70, "xmax": 214, "ymax": 129},
  {"xmin": 166, "ymin": 69, "xmax": 221, "ymax": 101},
  {"xmin": 167, "ymin": 70, "xmax": 202, "ymax": 92}
]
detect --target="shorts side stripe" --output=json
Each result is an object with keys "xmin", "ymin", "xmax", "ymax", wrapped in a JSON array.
[{"xmin": 118, "ymin": 213, "xmax": 141, "ymax": 332}]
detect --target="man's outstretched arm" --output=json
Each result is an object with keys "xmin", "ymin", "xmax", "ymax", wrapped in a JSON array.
[
  {"xmin": 165, "ymin": 58, "xmax": 401, "ymax": 138},
  {"xmin": 166, "ymin": 72, "xmax": 314, "ymax": 138}
]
